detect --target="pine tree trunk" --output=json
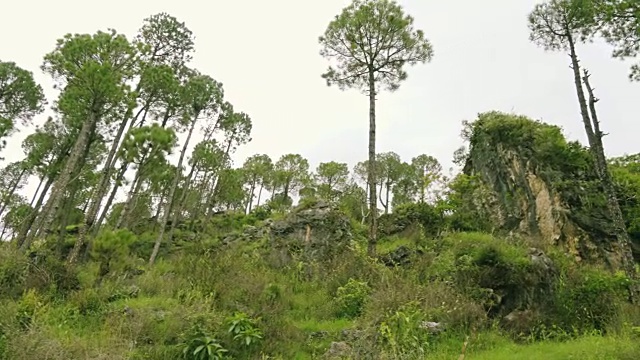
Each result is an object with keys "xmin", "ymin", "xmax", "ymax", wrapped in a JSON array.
[
  {"xmin": 246, "ymin": 180, "xmax": 256, "ymax": 213},
  {"xmin": 367, "ymin": 70, "xmax": 378, "ymax": 257},
  {"xmin": 420, "ymin": 169, "xmax": 426, "ymax": 203},
  {"xmin": 116, "ymin": 168, "xmax": 144, "ymax": 229},
  {"xmin": 30, "ymin": 176, "xmax": 44, "ymax": 207},
  {"xmin": 582, "ymin": 71, "xmax": 639, "ymax": 302},
  {"xmin": 81, "ymin": 114, "xmax": 131, "ymax": 230},
  {"xmin": 77, "ymin": 105, "xmax": 144, "ymax": 247},
  {"xmin": 152, "ymin": 189, "xmax": 166, "ymax": 232},
  {"xmin": 378, "ymin": 181, "xmax": 386, "ymax": 214},
  {"xmin": 149, "ymin": 115, "xmax": 199, "ymax": 265},
  {"xmin": 0, "ymin": 167, "xmax": 27, "ymax": 219},
  {"xmin": 256, "ymin": 183, "xmax": 263, "ymax": 207},
  {"xmin": 94, "ymin": 161, "xmax": 129, "ymax": 234},
  {"xmin": 29, "ymin": 113, "xmax": 96, "ymax": 254},
  {"xmin": 17, "ymin": 177, "xmax": 54, "ymax": 250},
  {"xmin": 56, "ymin": 187, "xmax": 79, "ymax": 256},
  {"xmin": 567, "ymin": 36, "xmax": 598, "ymax": 162},
  {"xmin": 568, "ymin": 35, "xmax": 639, "ymax": 302},
  {"xmin": 167, "ymin": 164, "xmax": 198, "ymax": 243}
]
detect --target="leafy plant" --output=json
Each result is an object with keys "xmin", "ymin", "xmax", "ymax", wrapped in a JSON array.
[
  {"xmin": 226, "ymin": 312, "xmax": 263, "ymax": 347},
  {"xmin": 378, "ymin": 301, "xmax": 431, "ymax": 357},
  {"xmin": 335, "ymin": 278, "xmax": 371, "ymax": 319},
  {"xmin": 180, "ymin": 331, "xmax": 228, "ymax": 360}
]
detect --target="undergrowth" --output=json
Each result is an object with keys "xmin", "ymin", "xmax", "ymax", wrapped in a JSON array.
[{"xmin": 0, "ymin": 226, "xmax": 639, "ymax": 359}]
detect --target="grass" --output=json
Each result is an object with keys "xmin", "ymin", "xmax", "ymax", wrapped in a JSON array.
[
  {"xmin": 465, "ymin": 334, "xmax": 638, "ymax": 360},
  {"xmin": 1, "ymin": 230, "xmax": 639, "ymax": 359}
]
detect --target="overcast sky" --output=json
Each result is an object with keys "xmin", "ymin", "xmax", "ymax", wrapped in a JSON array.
[{"xmin": 1, "ymin": 0, "xmax": 639, "ymax": 186}]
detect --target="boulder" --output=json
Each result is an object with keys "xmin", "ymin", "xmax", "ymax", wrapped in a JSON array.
[
  {"xmin": 323, "ymin": 341, "xmax": 352, "ymax": 359},
  {"xmin": 268, "ymin": 200, "xmax": 353, "ymax": 263}
]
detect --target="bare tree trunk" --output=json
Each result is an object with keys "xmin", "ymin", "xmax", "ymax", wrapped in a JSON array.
[
  {"xmin": 17, "ymin": 177, "xmax": 54, "ymax": 250},
  {"xmin": 0, "ymin": 168, "xmax": 28, "ymax": 218},
  {"xmin": 246, "ymin": 180, "xmax": 256, "ymax": 213},
  {"xmin": 166, "ymin": 165, "xmax": 198, "ymax": 244},
  {"xmin": 367, "ymin": 70, "xmax": 378, "ymax": 257},
  {"xmin": 25, "ymin": 114, "xmax": 96, "ymax": 254},
  {"xmin": 116, "ymin": 166, "xmax": 144, "ymax": 229},
  {"xmin": 568, "ymin": 36, "xmax": 638, "ymax": 302},
  {"xmin": 77, "ymin": 105, "xmax": 145, "ymax": 250},
  {"xmin": 582, "ymin": 70, "xmax": 639, "ymax": 302},
  {"xmin": 567, "ymin": 37, "xmax": 598, "ymax": 162},
  {"xmin": 149, "ymin": 115, "xmax": 199, "ymax": 265},
  {"xmin": 256, "ymin": 183, "xmax": 264, "ymax": 207},
  {"xmin": 94, "ymin": 161, "xmax": 129, "ymax": 234},
  {"xmin": 30, "ymin": 176, "xmax": 44, "ymax": 207}
]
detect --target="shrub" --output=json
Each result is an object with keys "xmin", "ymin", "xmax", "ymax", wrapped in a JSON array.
[
  {"xmin": 551, "ymin": 267, "xmax": 629, "ymax": 334},
  {"xmin": 335, "ymin": 278, "xmax": 371, "ymax": 319},
  {"xmin": 377, "ymin": 301, "xmax": 432, "ymax": 357}
]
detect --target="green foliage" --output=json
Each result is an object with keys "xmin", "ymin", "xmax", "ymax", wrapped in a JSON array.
[
  {"xmin": 0, "ymin": 231, "xmax": 637, "ymax": 358},
  {"xmin": 609, "ymin": 154, "xmax": 640, "ymax": 257},
  {"xmin": 91, "ymin": 229, "xmax": 137, "ymax": 276},
  {"xmin": 528, "ymin": 0, "xmax": 598, "ymax": 52},
  {"xmin": 15, "ymin": 289, "xmax": 44, "ymax": 329},
  {"xmin": 334, "ymin": 278, "xmax": 371, "ymax": 319},
  {"xmin": 461, "ymin": 111, "xmax": 612, "ymax": 236},
  {"xmin": 445, "ymin": 233, "xmax": 553, "ymax": 316},
  {"xmin": 319, "ymin": 0, "xmax": 434, "ymax": 92},
  {"xmin": 226, "ymin": 312, "xmax": 263, "ymax": 347},
  {"xmin": 1, "ymin": 5, "xmax": 639, "ymax": 360},
  {"xmin": 0, "ymin": 246, "xmax": 28, "ymax": 299},
  {"xmin": 42, "ymin": 30, "xmax": 138, "ymax": 119},
  {"xmin": 0, "ymin": 61, "xmax": 46, "ymax": 156},
  {"xmin": 441, "ymin": 173, "xmax": 492, "ymax": 232},
  {"xmin": 585, "ymin": 0, "xmax": 640, "ymax": 80},
  {"xmin": 315, "ymin": 161, "xmax": 349, "ymax": 201},
  {"xmin": 378, "ymin": 301, "xmax": 432, "ymax": 357},
  {"xmin": 380, "ymin": 202, "xmax": 446, "ymax": 238},
  {"xmin": 180, "ymin": 327, "xmax": 227, "ymax": 360},
  {"xmin": 551, "ymin": 267, "xmax": 630, "ymax": 333}
]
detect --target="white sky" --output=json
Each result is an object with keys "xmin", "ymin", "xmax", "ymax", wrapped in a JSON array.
[{"xmin": 1, "ymin": 0, "xmax": 639, "ymax": 198}]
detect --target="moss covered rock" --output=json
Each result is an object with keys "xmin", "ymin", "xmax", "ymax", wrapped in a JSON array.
[{"xmin": 460, "ymin": 111, "xmax": 618, "ymax": 264}]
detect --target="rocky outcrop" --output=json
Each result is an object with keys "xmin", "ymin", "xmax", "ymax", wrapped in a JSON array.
[
  {"xmin": 268, "ymin": 200, "xmax": 353, "ymax": 263},
  {"xmin": 223, "ymin": 200, "xmax": 353, "ymax": 263},
  {"xmin": 462, "ymin": 111, "xmax": 618, "ymax": 264}
]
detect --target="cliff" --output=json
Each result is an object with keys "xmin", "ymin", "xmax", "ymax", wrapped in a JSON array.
[{"xmin": 460, "ymin": 111, "xmax": 625, "ymax": 264}]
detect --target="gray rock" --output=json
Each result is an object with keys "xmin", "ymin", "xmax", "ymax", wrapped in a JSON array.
[
  {"xmin": 323, "ymin": 341, "xmax": 352, "ymax": 359},
  {"xmin": 380, "ymin": 245, "xmax": 413, "ymax": 267},
  {"xmin": 268, "ymin": 200, "xmax": 353, "ymax": 263},
  {"xmin": 419, "ymin": 321, "xmax": 444, "ymax": 333}
]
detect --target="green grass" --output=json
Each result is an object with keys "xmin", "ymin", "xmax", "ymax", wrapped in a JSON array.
[
  {"xmin": 465, "ymin": 335, "xmax": 639, "ymax": 360},
  {"xmin": 376, "ymin": 235, "xmax": 413, "ymax": 254},
  {"xmin": 2, "ymin": 230, "xmax": 639, "ymax": 359}
]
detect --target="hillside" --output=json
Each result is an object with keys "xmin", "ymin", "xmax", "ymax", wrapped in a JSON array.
[
  {"xmin": 2, "ymin": 0, "xmax": 640, "ymax": 359},
  {"xmin": 2, "ymin": 113, "xmax": 640, "ymax": 359}
]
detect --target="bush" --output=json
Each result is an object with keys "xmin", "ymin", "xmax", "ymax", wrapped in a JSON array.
[
  {"xmin": 334, "ymin": 278, "xmax": 371, "ymax": 319},
  {"xmin": 91, "ymin": 229, "xmax": 137, "ymax": 279},
  {"xmin": 0, "ymin": 246, "xmax": 28, "ymax": 299},
  {"xmin": 550, "ymin": 267, "xmax": 629, "ymax": 334}
]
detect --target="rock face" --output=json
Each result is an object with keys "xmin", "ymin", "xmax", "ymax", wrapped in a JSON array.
[
  {"xmin": 220, "ymin": 200, "xmax": 353, "ymax": 265},
  {"xmin": 223, "ymin": 200, "xmax": 353, "ymax": 263},
  {"xmin": 268, "ymin": 200, "xmax": 353, "ymax": 263},
  {"xmin": 462, "ymin": 112, "xmax": 619, "ymax": 264}
]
